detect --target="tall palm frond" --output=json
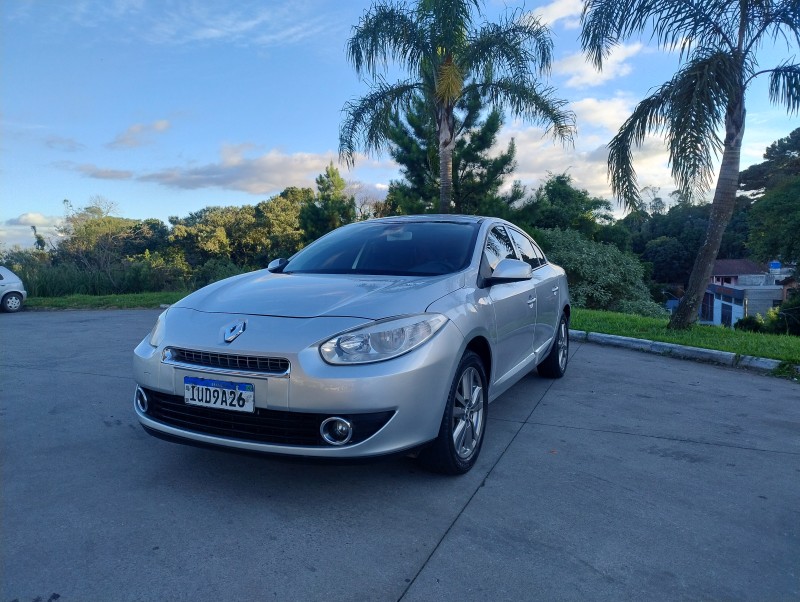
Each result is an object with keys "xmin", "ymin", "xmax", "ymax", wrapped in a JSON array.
[
  {"xmin": 347, "ymin": 3, "xmax": 425, "ymax": 77},
  {"xmin": 340, "ymin": 80, "xmax": 421, "ymax": 166}
]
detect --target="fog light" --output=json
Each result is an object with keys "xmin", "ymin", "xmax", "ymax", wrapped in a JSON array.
[
  {"xmin": 134, "ymin": 386, "xmax": 149, "ymax": 413},
  {"xmin": 320, "ymin": 417, "xmax": 353, "ymax": 446}
]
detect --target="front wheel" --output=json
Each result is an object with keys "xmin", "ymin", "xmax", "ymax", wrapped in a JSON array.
[
  {"xmin": 1, "ymin": 292, "xmax": 23, "ymax": 313},
  {"xmin": 418, "ymin": 351, "xmax": 487, "ymax": 475},
  {"xmin": 537, "ymin": 314, "xmax": 569, "ymax": 378}
]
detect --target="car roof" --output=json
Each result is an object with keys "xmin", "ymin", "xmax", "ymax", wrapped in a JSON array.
[{"xmin": 359, "ymin": 215, "xmax": 488, "ymax": 226}]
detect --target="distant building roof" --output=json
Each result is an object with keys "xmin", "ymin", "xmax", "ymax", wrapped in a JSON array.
[{"xmin": 712, "ymin": 259, "xmax": 766, "ymax": 276}]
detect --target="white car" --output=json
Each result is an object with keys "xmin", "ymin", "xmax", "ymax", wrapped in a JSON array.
[
  {"xmin": 0, "ymin": 266, "xmax": 27, "ymax": 312},
  {"xmin": 133, "ymin": 215, "xmax": 570, "ymax": 474}
]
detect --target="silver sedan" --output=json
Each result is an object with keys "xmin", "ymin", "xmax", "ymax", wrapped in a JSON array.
[{"xmin": 133, "ymin": 215, "xmax": 570, "ymax": 474}]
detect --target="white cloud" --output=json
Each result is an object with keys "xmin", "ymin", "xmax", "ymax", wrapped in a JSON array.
[
  {"xmin": 0, "ymin": 214, "xmax": 63, "ymax": 249},
  {"xmin": 143, "ymin": 2, "xmax": 328, "ymax": 47},
  {"xmin": 108, "ymin": 120, "xmax": 171, "ymax": 149},
  {"xmin": 137, "ymin": 145, "xmax": 387, "ymax": 196},
  {"xmin": 529, "ymin": 0, "xmax": 583, "ymax": 28},
  {"xmin": 8, "ymin": 1, "xmax": 329, "ymax": 48},
  {"xmin": 571, "ymin": 95, "xmax": 636, "ymax": 133},
  {"xmin": 5, "ymin": 213, "xmax": 62, "ymax": 228},
  {"xmin": 554, "ymin": 43, "xmax": 644, "ymax": 88},
  {"xmin": 496, "ymin": 122, "xmax": 676, "ymax": 209}
]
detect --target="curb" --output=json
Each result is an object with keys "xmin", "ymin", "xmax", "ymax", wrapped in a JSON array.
[{"xmin": 569, "ymin": 329, "xmax": 798, "ymax": 376}]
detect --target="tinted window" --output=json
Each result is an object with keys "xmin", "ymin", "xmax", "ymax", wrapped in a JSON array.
[
  {"xmin": 483, "ymin": 226, "xmax": 517, "ymax": 270},
  {"xmin": 508, "ymin": 228, "xmax": 542, "ymax": 269},
  {"xmin": 284, "ymin": 220, "xmax": 480, "ymax": 276},
  {"xmin": 532, "ymin": 242, "xmax": 546, "ymax": 265}
]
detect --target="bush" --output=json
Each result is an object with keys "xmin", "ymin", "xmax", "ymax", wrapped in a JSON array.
[
  {"xmin": 615, "ymin": 299, "xmax": 670, "ymax": 318},
  {"xmin": 765, "ymin": 292, "xmax": 800, "ymax": 336},
  {"xmin": 193, "ymin": 258, "xmax": 247, "ymax": 288},
  {"xmin": 532, "ymin": 227, "xmax": 659, "ymax": 315},
  {"xmin": 734, "ymin": 314, "xmax": 765, "ymax": 333}
]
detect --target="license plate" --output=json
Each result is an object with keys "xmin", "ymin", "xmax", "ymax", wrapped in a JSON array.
[{"xmin": 184, "ymin": 377, "xmax": 255, "ymax": 413}]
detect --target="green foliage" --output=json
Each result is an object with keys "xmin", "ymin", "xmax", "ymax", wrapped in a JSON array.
[
  {"xmin": 734, "ymin": 314, "xmax": 765, "ymax": 333},
  {"xmin": 747, "ymin": 177, "xmax": 800, "ymax": 262},
  {"xmin": 193, "ymin": 259, "xmax": 247, "ymax": 288},
  {"xmin": 768, "ymin": 293, "xmax": 800, "ymax": 336},
  {"xmin": 641, "ymin": 236, "xmax": 688, "ymax": 284},
  {"xmin": 739, "ymin": 128, "xmax": 800, "ymax": 193},
  {"xmin": 300, "ymin": 163, "xmax": 356, "ymax": 244},
  {"xmin": 385, "ymin": 91, "xmax": 524, "ymax": 215},
  {"xmin": 515, "ymin": 173, "xmax": 613, "ymax": 239},
  {"xmin": 533, "ymin": 227, "xmax": 664, "ymax": 316},
  {"xmin": 1, "ymin": 164, "xmax": 353, "ymax": 298}
]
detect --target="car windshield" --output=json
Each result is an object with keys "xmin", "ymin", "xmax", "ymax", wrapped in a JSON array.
[{"xmin": 283, "ymin": 220, "xmax": 480, "ymax": 276}]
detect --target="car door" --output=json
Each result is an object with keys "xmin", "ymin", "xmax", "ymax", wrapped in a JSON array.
[
  {"xmin": 532, "ymin": 243, "xmax": 560, "ymax": 355},
  {"xmin": 484, "ymin": 225, "xmax": 536, "ymax": 382},
  {"xmin": 507, "ymin": 229, "xmax": 560, "ymax": 356}
]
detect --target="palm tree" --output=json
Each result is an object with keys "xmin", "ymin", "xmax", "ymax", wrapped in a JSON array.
[
  {"xmin": 339, "ymin": 0, "xmax": 574, "ymax": 214},
  {"xmin": 581, "ymin": 0, "xmax": 800, "ymax": 330}
]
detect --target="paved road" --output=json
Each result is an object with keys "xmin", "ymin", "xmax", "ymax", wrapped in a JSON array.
[{"xmin": 2, "ymin": 310, "xmax": 798, "ymax": 601}]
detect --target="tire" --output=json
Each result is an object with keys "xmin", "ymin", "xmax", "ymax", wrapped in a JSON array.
[
  {"xmin": 537, "ymin": 314, "xmax": 568, "ymax": 378},
  {"xmin": 1, "ymin": 292, "xmax": 23, "ymax": 313},
  {"xmin": 418, "ymin": 351, "xmax": 488, "ymax": 475}
]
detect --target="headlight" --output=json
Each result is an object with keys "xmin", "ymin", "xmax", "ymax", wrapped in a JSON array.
[
  {"xmin": 148, "ymin": 310, "xmax": 168, "ymax": 347},
  {"xmin": 320, "ymin": 314, "xmax": 448, "ymax": 365}
]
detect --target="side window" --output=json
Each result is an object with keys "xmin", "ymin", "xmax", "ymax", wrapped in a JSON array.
[
  {"xmin": 532, "ymin": 242, "xmax": 547, "ymax": 266},
  {"xmin": 509, "ymin": 229, "xmax": 542, "ymax": 269},
  {"xmin": 483, "ymin": 226, "xmax": 517, "ymax": 270}
]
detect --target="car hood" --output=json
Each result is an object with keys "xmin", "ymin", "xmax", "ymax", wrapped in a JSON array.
[{"xmin": 174, "ymin": 270, "xmax": 467, "ymax": 319}]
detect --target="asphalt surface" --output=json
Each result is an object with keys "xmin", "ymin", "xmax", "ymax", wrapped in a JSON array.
[{"xmin": 1, "ymin": 309, "xmax": 798, "ymax": 601}]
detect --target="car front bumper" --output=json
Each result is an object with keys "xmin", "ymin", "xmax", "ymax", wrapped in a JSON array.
[{"xmin": 133, "ymin": 309, "xmax": 464, "ymax": 458}]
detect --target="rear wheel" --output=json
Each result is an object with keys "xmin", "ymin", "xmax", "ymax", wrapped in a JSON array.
[
  {"xmin": 537, "ymin": 314, "xmax": 568, "ymax": 378},
  {"xmin": 418, "ymin": 351, "xmax": 487, "ymax": 475},
  {"xmin": 1, "ymin": 292, "xmax": 23, "ymax": 313}
]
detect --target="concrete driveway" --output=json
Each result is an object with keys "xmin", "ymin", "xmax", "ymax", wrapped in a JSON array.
[{"xmin": 2, "ymin": 310, "xmax": 798, "ymax": 601}]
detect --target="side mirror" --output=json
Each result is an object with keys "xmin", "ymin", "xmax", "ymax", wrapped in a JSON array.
[
  {"xmin": 267, "ymin": 258, "xmax": 288, "ymax": 272},
  {"xmin": 488, "ymin": 258, "xmax": 532, "ymax": 284}
]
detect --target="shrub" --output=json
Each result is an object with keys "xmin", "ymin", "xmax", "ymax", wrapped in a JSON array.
[
  {"xmin": 532, "ymin": 227, "xmax": 658, "ymax": 315},
  {"xmin": 765, "ymin": 292, "xmax": 800, "ymax": 336},
  {"xmin": 734, "ymin": 314, "xmax": 765, "ymax": 333}
]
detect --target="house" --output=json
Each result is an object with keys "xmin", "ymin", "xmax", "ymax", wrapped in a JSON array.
[{"xmin": 700, "ymin": 259, "xmax": 795, "ymax": 327}]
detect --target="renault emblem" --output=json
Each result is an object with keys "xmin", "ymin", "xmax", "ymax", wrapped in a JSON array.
[{"xmin": 224, "ymin": 320, "xmax": 247, "ymax": 343}]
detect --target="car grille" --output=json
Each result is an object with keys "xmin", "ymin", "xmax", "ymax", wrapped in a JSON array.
[
  {"xmin": 141, "ymin": 388, "xmax": 394, "ymax": 447},
  {"xmin": 165, "ymin": 347, "xmax": 290, "ymax": 374}
]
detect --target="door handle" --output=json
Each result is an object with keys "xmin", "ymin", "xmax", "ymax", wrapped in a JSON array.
[
  {"xmin": 551, "ymin": 286, "xmax": 559, "ymax": 294},
  {"xmin": 527, "ymin": 296, "xmax": 537, "ymax": 308}
]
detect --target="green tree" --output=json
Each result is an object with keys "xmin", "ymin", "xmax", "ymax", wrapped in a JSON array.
[
  {"xmin": 386, "ymin": 90, "xmax": 524, "ymax": 215},
  {"xmin": 515, "ymin": 173, "xmax": 613, "ymax": 239},
  {"xmin": 339, "ymin": 0, "xmax": 574, "ymax": 213},
  {"xmin": 748, "ymin": 176, "xmax": 800, "ymax": 262},
  {"xmin": 581, "ymin": 0, "xmax": 800, "ymax": 329},
  {"xmin": 641, "ymin": 236, "xmax": 690, "ymax": 284},
  {"xmin": 300, "ymin": 163, "xmax": 357, "ymax": 244},
  {"xmin": 739, "ymin": 127, "xmax": 800, "ymax": 193},
  {"xmin": 256, "ymin": 189, "xmax": 306, "ymax": 260}
]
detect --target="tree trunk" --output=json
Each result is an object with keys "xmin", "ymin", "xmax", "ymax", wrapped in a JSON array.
[
  {"xmin": 437, "ymin": 105, "xmax": 456, "ymax": 214},
  {"xmin": 668, "ymin": 96, "xmax": 746, "ymax": 330}
]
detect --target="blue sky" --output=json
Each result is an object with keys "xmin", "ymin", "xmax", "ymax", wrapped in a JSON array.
[{"xmin": 2, "ymin": 0, "xmax": 798, "ymax": 249}]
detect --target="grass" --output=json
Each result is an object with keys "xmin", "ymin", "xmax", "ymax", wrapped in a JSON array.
[
  {"xmin": 22, "ymin": 294, "xmax": 800, "ymax": 366},
  {"xmin": 572, "ymin": 308, "xmax": 800, "ymax": 365},
  {"xmin": 26, "ymin": 291, "xmax": 189, "ymax": 310}
]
